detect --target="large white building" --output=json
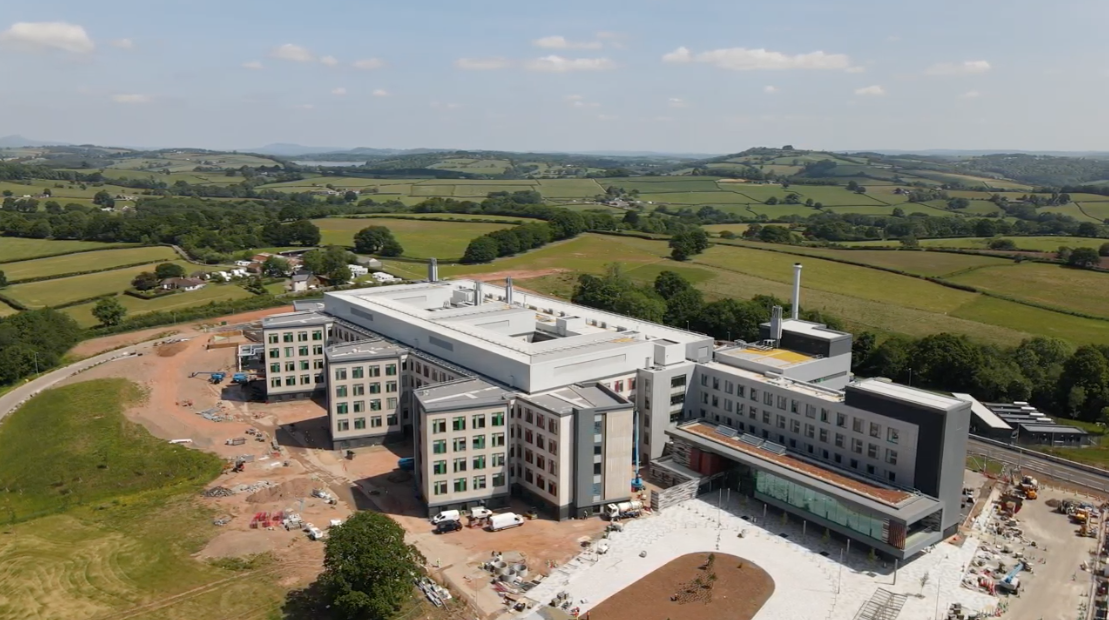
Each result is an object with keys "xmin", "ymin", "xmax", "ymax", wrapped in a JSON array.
[{"xmin": 260, "ymin": 268, "xmax": 969, "ymax": 557}]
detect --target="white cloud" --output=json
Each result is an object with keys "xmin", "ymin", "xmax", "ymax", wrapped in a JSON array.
[
  {"xmin": 110, "ymin": 38, "xmax": 134, "ymax": 50},
  {"xmin": 0, "ymin": 22, "xmax": 95, "ymax": 54},
  {"xmin": 533, "ymin": 35, "xmax": 602, "ymax": 50},
  {"xmin": 372, "ymin": 89, "xmax": 390, "ymax": 97},
  {"xmin": 653, "ymin": 116, "xmax": 674, "ymax": 122},
  {"xmin": 525, "ymin": 55, "xmax": 616, "ymax": 72},
  {"xmin": 112, "ymin": 94, "xmax": 152, "ymax": 104},
  {"xmin": 293, "ymin": 104, "xmax": 314, "ymax": 110},
  {"xmin": 270, "ymin": 43, "xmax": 314, "ymax": 62},
  {"xmin": 854, "ymin": 85, "xmax": 886, "ymax": 96},
  {"xmin": 662, "ymin": 46, "xmax": 851, "ymax": 71},
  {"xmin": 564, "ymin": 94, "xmax": 584, "ymax": 101},
  {"xmin": 319, "ymin": 55, "xmax": 339, "ymax": 67},
  {"xmin": 960, "ymin": 90, "xmax": 982, "ymax": 99},
  {"xmin": 242, "ymin": 60, "xmax": 264, "ymax": 70},
  {"xmin": 597, "ymin": 114, "xmax": 619, "ymax": 121},
  {"xmin": 845, "ymin": 66, "xmax": 866, "ymax": 73},
  {"xmin": 571, "ymin": 100, "xmax": 600, "ymax": 108},
  {"xmin": 454, "ymin": 57, "xmax": 511, "ymax": 70},
  {"xmin": 763, "ymin": 85, "xmax": 779, "ymax": 94},
  {"xmin": 926, "ymin": 60, "xmax": 991, "ymax": 76},
  {"xmin": 331, "ymin": 87, "xmax": 347, "ymax": 96},
  {"xmin": 667, "ymin": 97, "xmax": 687, "ymax": 108},
  {"xmin": 662, "ymin": 46, "xmax": 692, "ymax": 63},
  {"xmin": 431, "ymin": 101, "xmax": 462, "ymax": 110},
  {"xmin": 352, "ymin": 57, "xmax": 385, "ymax": 70}
]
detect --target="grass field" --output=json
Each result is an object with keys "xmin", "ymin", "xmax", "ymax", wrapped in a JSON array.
[
  {"xmin": 5, "ymin": 260, "xmax": 194, "ymax": 308},
  {"xmin": 0, "ymin": 378, "xmax": 291, "ymax": 620},
  {"xmin": 703, "ymin": 223, "xmax": 751, "ymax": 235},
  {"xmin": 1, "ymin": 246, "xmax": 177, "ymax": 281},
  {"xmin": 311, "ymin": 217, "xmax": 513, "ymax": 260},
  {"xmin": 947, "ymin": 262, "xmax": 1109, "ymax": 319},
  {"xmin": 848, "ymin": 236, "xmax": 1108, "ymax": 251},
  {"xmin": 716, "ymin": 242, "xmax": 1013, "ymax": 277},
  {"xmin": 63, "ymin": 284, "xmax": 256, "ymax": 327},
  {"xmin": 0, "ymin": 238, "xmax": 134, "ymax": 263},
  {"xmin": 438, "ymin": 233, "xmax": 1109, "ymax": 346},
  {"xmin": 0, "ymin": 379, "xmax": 222, "ymax": 519}
]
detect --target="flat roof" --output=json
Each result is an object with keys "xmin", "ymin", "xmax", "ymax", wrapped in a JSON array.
[
  {"xmin": 777, "ymin": 318, "xmax": 850, "ymax": 341},
  {"xmin": 719, "ymin": 345, "xmax": 813, "ymax": 369},
  {"xmin": 952, "ymin": 393, "xmax": 1012, "ymax": 431},
  {"xmin": 262, "ymin": 310, "xmax": 332, "ymax": 328},
  {"xmin": 849, "ymin": 378, "xmax": 964, "ymax": 411},
  {"xmin": 327, "ymin": 279, "xmax": 710, "ymax": 366},
  {"xmin": 673, "ymin": 422, "xmax": 938, "ymax": 517},
  {"xmin": 415, "ymin": 378, "xmax": 513, "ymax": 412},
  {"xmin": 701, "ymin": 361, "xmax": 844, "ymax": 403},
  {"xmin": 524, "ymin": 383, "xmax": 628, "ymax": 415},
  {"xmin": 325, "ymin": 339, "xmax": 405, "ymax": 362},
  {"xmin": 1018, "ymin": 423, "xmax": 1087, "ymax": 435}
]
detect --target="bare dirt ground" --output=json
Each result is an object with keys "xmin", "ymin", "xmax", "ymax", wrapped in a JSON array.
[
  {"xmin": 68, "ymin": 306, "xmax": 293, "ymax": 359},
  {"xmin": 55, "ymin": 314, "xmax": 612, "ymax": 620},
  {"xmin": 587, "ymin": 552, "xmax": 773, "ymax": 620}
]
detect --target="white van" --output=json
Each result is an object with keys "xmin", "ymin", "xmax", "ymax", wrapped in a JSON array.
[
  {"xmin": 431, "ymin": 510, "xmax": 460, "ymax": 525},
  {"xmin": 488, "ymin": 512, "xmax": 525, "ymax": 532}
]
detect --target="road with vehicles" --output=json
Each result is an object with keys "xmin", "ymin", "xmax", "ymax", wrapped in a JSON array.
[{"xmin": 967, "ymin": 437, "xmax": 1109, "ymax": 495}]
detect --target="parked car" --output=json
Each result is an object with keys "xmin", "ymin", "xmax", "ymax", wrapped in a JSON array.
[
  {"xmin": 431, "ymin": 509, "xmax": 460, "ymax": 525},
  {"xmin": 435, "ymin": 520, "xmax": 463, "ymax": 534},
  {"xmin": 488, "ymin": 512, "xmax": 525, "ymax": 532}
]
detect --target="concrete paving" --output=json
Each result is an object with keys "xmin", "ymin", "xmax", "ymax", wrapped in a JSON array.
[{"xmin": 520, "ymin": 494, "xmax": 996, "ymax": 620}]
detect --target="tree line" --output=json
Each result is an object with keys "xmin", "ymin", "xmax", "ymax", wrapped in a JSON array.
[
  {"xmin": 571, "ymin": 266, "xmax": 1109, "ymax": 424},
  {"xmin": 0, "ymin": 309, "xmax": 83, "ymax": 385}
]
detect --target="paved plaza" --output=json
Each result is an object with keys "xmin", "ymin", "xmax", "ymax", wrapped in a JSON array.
[{"xmin": 521, "ymin": 494, "xmax": 997, "ymax": 620}]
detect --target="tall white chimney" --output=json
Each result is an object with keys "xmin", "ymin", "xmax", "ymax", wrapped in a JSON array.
[
  {"xmin": 428, "ymin": 258, "xmax": 439, "ymax": 282},
  {"xmin": 474, "ymin": 281, "xmax": 484, "ymax": 305},
  {"xmin": 791, "ymin": 263, "xmax": 802, "ymax": 320},
  {"xmin": 505, "ymin": 277, "xmax": 514, "ymax": 305},
  {"xmin": 770, "ymin": 305, "xmax": 783, "ymax": 341}
]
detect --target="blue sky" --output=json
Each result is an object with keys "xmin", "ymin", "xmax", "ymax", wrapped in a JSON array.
[{"xmin": 0, "ymin": 0, "xmax": 1105, "ymax": 153}]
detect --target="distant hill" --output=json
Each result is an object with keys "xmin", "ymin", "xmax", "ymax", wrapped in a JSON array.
[
  {"xmin": 0, "ymin": 135, "xmax": 70, "ymax": 148},
  {"xmin": 247, "ymin": 144, "xmax": 449, "ymax": 158}
]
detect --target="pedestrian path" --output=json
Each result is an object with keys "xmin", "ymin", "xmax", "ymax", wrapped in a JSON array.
[{"xmin": 521, "ymin": 495, "xmax": 996, "ymax": 620}]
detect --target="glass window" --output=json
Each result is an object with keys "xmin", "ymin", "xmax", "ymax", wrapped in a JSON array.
[
  {"xmin": 834, "ymin": 433, "xmax": 844, "ymax": 448},
  {"xmin": 386, "ymin": 363, "xmax": 397, "ymax": 376},
  {"xmin": 869, "ymin": 422, "xmax": 881, "ymax": 438},
  {"xmin": 298, "ymin": 346, "xmax": 309, "ymax": 356},
  {"xmin": 493, "ymin": 472, "xmax": 506, "ymax": 487},
  {"xmin": 369, "ymin": 383, "xmax": 381, "ymax": 394},
  {"xmin": 453, "ymin": 478, "xmax": 467, "ymax": 493},
  {"xmin": 268, "ymin": 334, "xmax": 279, "ymax": 344},
  {"xmin": 283, "ymin": 332, "xmax": 294, "ymax": 343},
  {"xmin": 312, "ymin": 330, "xmax": 323, "ymax": 341},
  {"xmin": 789, "ymin": 419, "xmax": 800, "ymax": 433},
  {"xmin": 755, "ymin": 470, "xmax": 892, "ymax": 547},
  {"xmin": 819, "ymin": 428, "xmax": 828, "ymax": 443},
  {"xmin": 353, "ymin": 384, "xmax": 364, "ymax": 396},
  {"xmin": 453, "ymin": 437, "xmax": 467, "ymax": 452},
  {"xmin": 886, "ymin": 449, "xmax": 898, "ymax": 465},
  {"xmin": 853, "ymin": 417, "xmax": 864, "ymax": 433},
  {"xmin": 313, "ymin": 345, "xmax": 323, "ymax": 355},
  {"xmin": 300, "ymin": 360, "xmax": 309, "ymax": 371},
  {"xmin": 352, "ymin": 366, "xmax": 364, "ymax": 379},
  {"xmin": 371, "ymin": 416, "xmax": 382, "ymax": 428},
  {"xmin": 473, "ymin": 475, "xmax": 487, "ymax": 490},
  {"xmin": 851, "ymin": 438, "xmax": 863, "ymax": 454},
  {"xmin": 453, "ymin": 417, "xmax": 466, "ymax": 431},
  {"xmin": 369, "ymin": 365, "xmax": 381, "ymax": 377},
  {"xmin": 473, "ymin": 435, "xmax": 486, "ymax": 450},
  {"xmin": 433, "ymin": 460, "xmax": 447, "ymax": 475},
  {"xmin": 887, "ymin": 427, "xmax": 899, "ymax": 444},
  {"xmin": 297, "ymin": 331, "xmax": 308, "ymax": 342},
  {"xmin": 492, "ymin": 452, "xmax": 505, "ymax": 466},
  {"xmin": 867, "ymin": 443, "xmax": 877, "ymax": 458},
  {"xmin": 432, "ymin": 419, "xmax": 446, "ymax": 433},
  {"xmin": 285, "ymin": 362, "xmax": 296, "ymax": 372},
  {"xmin": 473, "ymin": 414, "xmax": 486, "ymax": 429},
  {"xmin": 387, "ymin": 414, "xmax": 397, "ymax": 425},
  {"xmin": 453, "ymin": 458, "xmax": 467, "ymax": 473},
  {"xmin": 269, "ymin": 362, "xmax": 280, "ymax": 373},
  {"xmin": 387, "ymin": 397, "xmax": 397, "ymax": 409},
  {"xmin": 433, "ymin": 481, "xmax": 447, "ymax": 495},
  {"xmin": 284, "ymin": 347, "xmax": 293, "ymax": 357},
  {"xmin": 836, "ymin": 413, "xmax": 847, "ymax": 427},
  {"xmin": 386, "ymin": 381, "xmax": 397, "ymax": 392},
  {"xmin": 672, "ymin": 375, "xmax": 686, "ymax": 388},
  {"xmin": 354, "ymin": 417, "xmax": 366, "ymax": 430},
  {"xmin": 336, "ymin": 386, "xmax": 347, "ymax": 398},
  {"xmin": 492, "ymin": 432, "xmax": 505, "ymax": 447},
  {"xmin": 269, "ymin": 348, "xmax": 280, "ymax": 359},
  {"xmin": 334, "ymin": 368, "xmax": 347, "ymax": 381},
  {"xmin": 337, "ymin": 419, "xmax": 349, "ymax": 431},
  {"xmin": 473, "ymin": 454, "xmax": 486, "ymax": 470},
  {"xmin": 492, "ymin": 412, "xmax": 505, "ymax": 426}
]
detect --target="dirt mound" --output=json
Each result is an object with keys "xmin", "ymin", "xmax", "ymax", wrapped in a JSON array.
[
  {"xmin": 155, "ymin": 342, "xmax": 188, "ymax": 357},
  {"xmin": 246, "ymin": 478, "xmax": 319, "ymax": 504},
  {"xmin": 198, "ymin": 530, "xmax": 276, "ymax": 559}
]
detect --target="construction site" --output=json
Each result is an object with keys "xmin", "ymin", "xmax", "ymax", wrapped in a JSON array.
[{"xmin": 19, "ymin": 308, "xmax": 1108, "ymax": 620}]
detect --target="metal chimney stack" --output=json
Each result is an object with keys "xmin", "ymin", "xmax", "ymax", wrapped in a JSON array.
[
  {"xmin": 428, "ymin": 258, "xmax": 439, "ymax": 282},
  {"xmin": 791, "ymin": 263, "xmax": 803, "ymax": 320},
  {"xmin": 770, "ymin": 305, "xmax": 783, "ymax": 341},
  {"xmin": 474, "ymin": 281, "xmax": 484, "ymax": 305},
  {"xmin": 505, "ymin": 277, "xmax": 514, "ymax": 305}
]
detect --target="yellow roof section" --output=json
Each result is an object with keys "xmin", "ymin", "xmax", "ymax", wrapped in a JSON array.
[{"xmin": 760, "ymin": 348, "xmax": 812, "ymax": 364}]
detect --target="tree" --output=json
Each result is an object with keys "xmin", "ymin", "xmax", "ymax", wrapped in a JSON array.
[
  {"xmin": 719, "ymin": 230, "xmax": 737, "ymax": 239},
  {"xmin": 303, "ymin": 246, "xmax": 356, "ymax": 282},
  {"xmin": 764, "ymin": 196, "xmax": 779, "ymax": 205},
  {"xmin": 1077, "ymin": 222, "xmax": 1101, "ymax": 237},
  {"xmin": 154, "ymin": 262, "xmax": 187, "ymax": 280},
  {"xmin": 911, "ymin": 333, "xmax": 986, "ymax": 393},
  {"xmin": 0, "ymin": 270, "xmax": 6, "ymax": 288},
  {"xmin": 320, "ymin": 511, "xmax": 424, "ymax": 620},
  {"xmin": 988, "ymin": 238, "xmax": 1016, "ymax": 251},
  {"xmin": 654, "ymin": 270, "xmax": 693, "ymax": 299},
  {"xmin": 92, "ymin": 297, "xmax": 127, "ymax": 327},
  {"xmin": 668, "ymin": 229, "xmax": 709, "ymax": 261},
  {"xmin": 854, "ymin": 185, "xmax": 867, "ymax": 194},
  {"xmin": 131, "ymin": 271, "xmax": 161, "ymax": 291},
  {"xmin": 92, "ymin": 190, "xmax": 113, "ymax": 206},
  {"xmin": 461, "ymin": 236, "xmax": 499, "ymax": 264},
  {"xmin": 1058, "ymin": 346, "xmax": 1109, "ymax": 420},
  {"xmin": 1057, "ymin": 246, "xmax": 1073, "ymax": 262},
  {"xmin": 1099, "ymin": 242, "xmax": 1109, "ymax": 257},
  {"xmin": 846, "ymin": 181, "xmax": 859, "ymax": 191},
  {"xmin": 343, "ymin": 190, "xmax": 359, "ymax": 203},
  {"xmin": 262, "ymin": 255, "xmax": 291, "ymax": 277},
  {"xmin": 851, "ymin": 332, "xmax": 877, "ymax": 371},
  {"xmin": 287, "ymin": 219, "xmax": 321, "ymax": 246},
  {"xmin": 354, "ymin": 226, "xmax": 405, "ymax": 257},
  {"xmin": 548, "ymin": 210, "xmax": 586, "ymax": 240},
  {"xmin": 1067, "ymin": 247, "xmax": 1100, "ymax": 269}
]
